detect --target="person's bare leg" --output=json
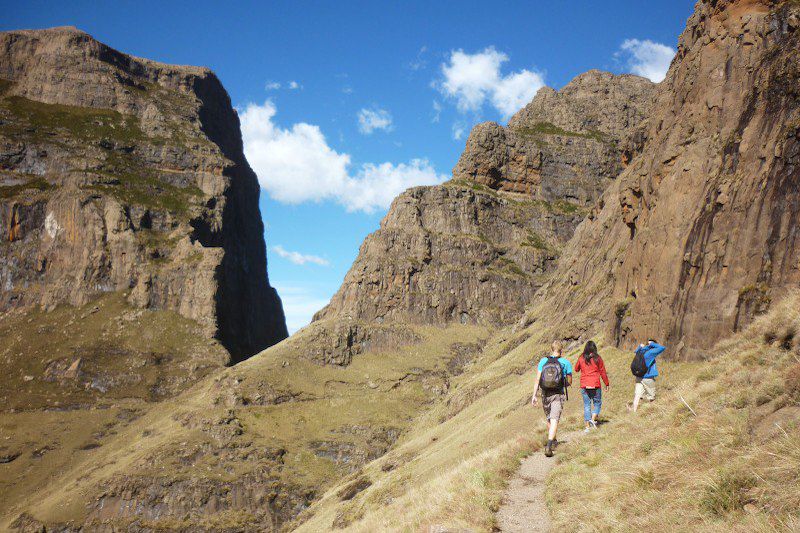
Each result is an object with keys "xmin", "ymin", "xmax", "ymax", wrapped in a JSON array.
[{"xmin": 548, "ymin": 418, "xmax": 559, "ymax": 441}]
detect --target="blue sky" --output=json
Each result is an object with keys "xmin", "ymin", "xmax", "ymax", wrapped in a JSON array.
[{"xmin": 3, "ymin": 0, "xmax": 695, "ymax": 333}]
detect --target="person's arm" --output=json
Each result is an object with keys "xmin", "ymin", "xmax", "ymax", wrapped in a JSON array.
[
  {"xmin": 574, "ymin": 357, "xmax": 582, "ymax": 373},
  {"xmin": 565, "ymin": 360, "xmax": 573, "ymax": 386},
  {"xmin": 599, "ymin": 357, "xmax": 610, "ymax": 389},
  {"xmin": 531, "ymin": 369, "xmax": 542, "ymax": 405},
  {"xmin": 566, "ymin": 373, "xmax": 573, "ymax": 386},
  {"xmin": 647, "ymin": 342, "xmax": 666, "ymax": 358}
]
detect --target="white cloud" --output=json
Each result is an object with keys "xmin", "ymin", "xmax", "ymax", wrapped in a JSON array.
[
  {"xmin": 437, "ymin": 47, "xmax": 544, "ymax": 118},
  {"xmin": 451, "ymin": 121, "xmax": 466, "ymax": 140},
  {"xmin": 240, "ymin": 101, "xmax": 447, "ymax": 213},
  {"xmin": 432, "ymin": 100, "xmax": 442, "ymax": 123},
  {"xmin": 357, "ymin": 107, "xmax": 393, "ymax": 134},
  {"xmin": 618, "ymin": 39, "xmax": 675, "ymax": 83},
  {"xmin": 407, "ymin": 45, "xmax": 428, "ymax": 71},
  {"xmin": 265, "ymin": 81, "xmax": 281, "ymax": 90},
  {"xmin": 275, "ymin": 285, "xmax": 331, "ymax": 334},
  {"xmin": 288, "ymin": 80, "xmax": 301, "ymax": 90},
  {"xmin": 346, "ymin": 160, "xmax": 439, "ymax": 212},
  {"xmin": 491, "ymin": 70, "xmax": 544, "ymax": 117},
  {"xmin": 342, "ymin": 86, "xmax": 353, "ymax": 94},
  {"xmin": 271, "ymin": 245, "xmax": 330, "ymax": 266}
]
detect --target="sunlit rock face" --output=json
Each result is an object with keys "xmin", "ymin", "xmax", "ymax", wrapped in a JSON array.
[
  {"xmin": 319, "ymin": 71, "xmax": 655, "ymax": 327},
  {"xmin": 0, "ymin": 26, "xmax": 287, "ymax": 360}
]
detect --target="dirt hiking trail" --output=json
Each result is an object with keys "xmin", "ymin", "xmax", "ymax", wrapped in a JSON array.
[{"xmin": 495, "ymin": 430, "xmax": 583, "ymax": 532}]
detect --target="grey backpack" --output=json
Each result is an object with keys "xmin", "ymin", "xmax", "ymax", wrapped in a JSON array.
[{"xmin": 540, "ymin": 356, "xmax": 564, "ymax": 391}]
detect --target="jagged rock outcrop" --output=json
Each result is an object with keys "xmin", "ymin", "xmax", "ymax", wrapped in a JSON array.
[
  {"xmin": 319, "ymin": 72, "xmax": 655, "ymax": 326},
  {"xmin": 541, "ymin": 0, "xmax": 800, "ymax": 359},
  {"xmin": 0, "ymin": 27, "xmax": 287, "ymax": 361},
  {"xmin": 315, "ymin": 183, "xmax": 573, "ymax": 325},
  {"xmin": 453, "ymin": 70, "xmax": 656, "ymax": 204}
]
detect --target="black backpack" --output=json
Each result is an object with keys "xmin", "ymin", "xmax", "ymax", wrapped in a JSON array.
[
  {"xmin": 630, "ymin": 349, "xmax": 652, "ymax": 378},
  {"xmin": 540, "ymin": 356, "xmax": 565, "ymax": 391}
]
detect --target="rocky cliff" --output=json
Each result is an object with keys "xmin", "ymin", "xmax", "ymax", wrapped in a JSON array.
[
  {"xmin": 455, "ymin": 70, "xmax": 655, "ymax": 204},
  {"xmin": 315, "ymin": 183, "xmax": 574, "ymax": 326},
  {"xmin": 317, "ymin": 72, "xmax": 655, "ymax": 326},
  {"xmin": 539, "ymin": 0, "xmax": 800, "ymax": 358},
  {"xmin": 0, "ymin": 27, "xmax": 287, "ymax": 361}
]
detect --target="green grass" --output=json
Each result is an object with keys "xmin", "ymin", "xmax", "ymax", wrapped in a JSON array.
[
  {"xmin": 515, "ymin": 122, "xmax": 609, "ymax": 143},
  {"xmin": 701, "ymin": 469, "xmax": 757, "ymax": 516},
  {"xmin": 0, "ymin": 95, "xmax": 145, "ymax": 145},
  {"xmin": 0, "ymin": 176, "xmax": 52, "ymax": 199},
  {"xmin": 446, "ymin": 178, "xmax": 501, "ymax": 197},
  {"xmin": 550, "ymin": 199, "xmax": 581, "ymax": 214},
  {"xmin": 511, "ymin": 197, "xmax": 586, "ymax": 217},
  {"xmin": 0, "ymin": 86, "xmax": 205, "ymax": 215},
  {"xmin": 91, "ymin": 151, "xmax": 202, "ymax": 214},
  {"xmin": 0, "ymin": 317, "xmax": 493, "ymax": 531},
  {"xmin": 495, "ymin": 257, "xmax": 529, "ymax": 278},
  {"xmin": 0, "ymin": 292, "xmax": 229, "ymax": 412},
  {"xmin": 521, "ymin": 230, "xmax": 551, "ymax": 250}
]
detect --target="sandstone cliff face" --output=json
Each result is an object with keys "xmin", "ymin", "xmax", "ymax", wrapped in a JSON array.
[
  {"xmin": 453, "ymin": 71, "xmax": 656, "ymax": 205},
  {"xmin": 319, "ymin": 72, "xmax": 655, "ymax": 327},
  {"xmin": 316, "ymin": 183, "xmax": 577, "ymax": 325},
  {"xmin": 0, "ymin": 27, "xmax": 287, "ymax": 361},
  {"xmin": 541, "ymin": 0, "xmax": 800, "ymax": 358}
]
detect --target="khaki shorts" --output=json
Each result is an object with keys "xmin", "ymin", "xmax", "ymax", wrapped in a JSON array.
[
  {"xmin": 635, "ymin": 378, "xmax": 656, "ymax": 401},
  {"xmin": 542, "ymin": 391, "xmax": 565, "ymax": 421}
]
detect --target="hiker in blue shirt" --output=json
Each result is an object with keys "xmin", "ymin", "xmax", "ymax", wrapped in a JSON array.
[
  {"xmin": 629, "ymin": 339, "xmax": 665, "ymax": 412},
  {"xmin": 531, "ymin": 340, "xmax": 573, "ymax": 457}
]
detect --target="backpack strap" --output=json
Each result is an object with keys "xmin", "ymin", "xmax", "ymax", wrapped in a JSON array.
[
  {"xmin": 550, "ymin": 356, "xmax": 568, "ymax": 399},
  {"xmin": 644, "ymin": 353, "xmax": 657, "ymax": 374}
]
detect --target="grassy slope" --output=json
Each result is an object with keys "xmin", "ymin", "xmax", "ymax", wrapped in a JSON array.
[
  {"xmin": 294, "ymin": 294, "xmax": 800, "ymax": 532},
  {"xmin": 292, "ymin": 313, "xmax": 582, "ymax": 531},
  {"xmin": 0, "ymin": 293, "xmax": 230, "ymax": 522},
  {"xmin": 2, "ymin": 279, "xmax": 797, "ymax": 532},
  {"xmin": 0, "ymin": 315, "xmax": 490, "ymax": 529},
  {"xmin": 548, "ymin": 293, "xmax": 800, "ymax": 532}
]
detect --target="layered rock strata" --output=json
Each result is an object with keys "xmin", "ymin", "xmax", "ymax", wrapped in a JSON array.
[
  {"xmin": 540, "ymin": 0, "xmax": 800, "ymax": 358},
  {"xmin": 453, "ymin": 70, "xmax": 656, "ymax": 205},
  {"xmin": 0, "ymin": 27, "xmax": 287, "ymax": 360}
]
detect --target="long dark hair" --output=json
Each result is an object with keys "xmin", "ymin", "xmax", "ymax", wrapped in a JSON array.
[{"xmin": 582, "ymin": 340, "xmax": 599, "ymax": 364}]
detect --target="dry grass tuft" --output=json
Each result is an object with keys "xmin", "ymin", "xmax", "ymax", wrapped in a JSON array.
[
  {"xmin": 546, "ymin": 290, "xmax": 800, "ymax": 532},
  {"xmin": 700, "ymin": 469, "xmax": 757, "ymax": 516},
  {"xmin": 786, "ymin": 363, "xmax": 800, "ymax": 401}
]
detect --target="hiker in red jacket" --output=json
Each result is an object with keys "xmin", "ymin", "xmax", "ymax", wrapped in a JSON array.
[{"xmin": 573, "ymin": 340, "xmax": 609, "ymax": 432}]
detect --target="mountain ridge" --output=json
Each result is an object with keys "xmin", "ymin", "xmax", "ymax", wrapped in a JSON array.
[{"xmin": 0, "ymin": 25, "xmax": 288, "ymax": 360}]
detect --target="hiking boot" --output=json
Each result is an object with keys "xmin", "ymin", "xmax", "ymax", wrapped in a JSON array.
[
  {"xmin": 552, "ymin": 439, "xmax": 559, "ymax": 449},
  {"xmin": 544, "ymin": 440, "xmax": 554, "ymax": 457},
  {"xmin": 590, "ymin": 420, "xmax": 598, "ymax": 429},
  {"xmin": 584, "ymin": 426, "xmax": 591, "ymax": 433}
]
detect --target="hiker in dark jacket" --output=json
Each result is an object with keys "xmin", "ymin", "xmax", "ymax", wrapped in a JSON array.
[
  {"xmin": 531, "ymin": 340, "xmax": 573, "ymax": 457},
  {"xmin": 629, "ymin": 339, "xmax": 665, "ymax": 412},
  {"xmin": 573, "ymin": 340, "xmax": 609, "ymax": 432}
]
